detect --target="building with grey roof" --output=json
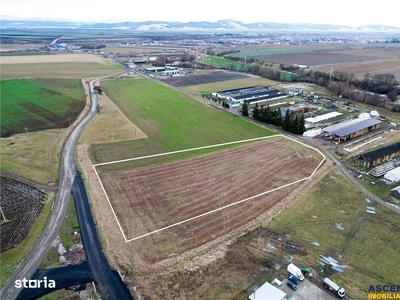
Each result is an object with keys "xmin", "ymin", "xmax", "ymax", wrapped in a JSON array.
[{"xmin": 323, "ymin": 117, "xmax": 382, "ymax": 143}]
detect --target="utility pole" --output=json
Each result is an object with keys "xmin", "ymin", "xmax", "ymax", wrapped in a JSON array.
[
  {"xmin": 0, "ymin": 206, "xmax": 7, "ymax": 222},
  {"xmin": 25, "ymin": 127, "xmax": 31, "ymax": 144}
]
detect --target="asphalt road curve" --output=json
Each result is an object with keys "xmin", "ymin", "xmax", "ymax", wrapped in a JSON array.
[
  {"xmin": 16, "ymin": 261, "xmax": 93, "ymax": 300},
  {"xmin": 71, "ymin": 171, "xmax": 133, "ymax": 300}
]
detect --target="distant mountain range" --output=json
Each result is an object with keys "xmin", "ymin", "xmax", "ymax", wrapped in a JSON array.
[{"xmin": 2, "ymin": 19, "xmax": 400, "ymax": 33}]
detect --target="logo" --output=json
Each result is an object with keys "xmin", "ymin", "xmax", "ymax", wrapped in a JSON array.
[
  {"xmin": 15, "ymin": 277, "xmax": 56, "ymax": 289},
  {"xmin": 368, "ymin": 285, "xmax": 400, "ymax": 299}
]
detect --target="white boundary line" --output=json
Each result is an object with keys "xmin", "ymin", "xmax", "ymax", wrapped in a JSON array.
[
  {"xmin": 93, "ymin": 135, "xmax": 275, "ymax": 167},
  {"xmin": 93, "ymin": 134, "xmax": 326, "ymax": 243}
]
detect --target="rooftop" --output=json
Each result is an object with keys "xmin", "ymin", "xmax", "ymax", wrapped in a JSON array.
[{"xmin": 323, "ymin": 118, "xmax": 382, "ymax": 137}]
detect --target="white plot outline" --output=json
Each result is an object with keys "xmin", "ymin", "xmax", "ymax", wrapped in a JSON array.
[{"xmin": 92, "ymin": 134, "xmax": 326, "ymax": 243}]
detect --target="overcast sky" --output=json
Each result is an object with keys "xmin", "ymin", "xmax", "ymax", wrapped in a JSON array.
[{"xmin": 1, "ymin": 0, "xmax": 399, "ymax": 27}]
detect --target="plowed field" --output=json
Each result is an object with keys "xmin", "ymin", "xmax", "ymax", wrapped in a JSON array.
[{"xmin": 98, "ymin": 137, "xmax": 323, "ymax": 263}]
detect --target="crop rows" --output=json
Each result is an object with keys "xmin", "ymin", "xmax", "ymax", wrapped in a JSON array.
[{"xmin": 0, "ymin": 176, "xmax": 45, "ymax": 252}]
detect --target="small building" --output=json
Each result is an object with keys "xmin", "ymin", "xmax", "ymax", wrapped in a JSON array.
[
  {"xmin": 144, "ymin": 67, "xmax": 166, "ymax": 73},
  {"xmin": 162, "ymin": 66, "xmax": 180, "ymax": 76},
  {"xmin": 322, "ymin": 118, "xmax": 382, "ymax": 143},
  {"xmin": 358, "ymin": 142, "xmax": 400, "ymax": 168},
  {"xmin": 390, "ymin": 186, "xmax": 400, "ymax": 200},
  {"xmin": 248, "ymin": 281, "xmax": 288, "ymax": 300},
  {"xmin": 384, "ymin": 167, "xmax": 400, "ymax": 183}
]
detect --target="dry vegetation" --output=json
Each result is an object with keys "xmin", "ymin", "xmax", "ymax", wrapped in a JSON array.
[
  {"xmin": 0, "ymin": 53, "xmax": 109, "ymax": 64},
  {"xmin": 79, "ymin": 87, "xmax": 147, "ymax": 144}
]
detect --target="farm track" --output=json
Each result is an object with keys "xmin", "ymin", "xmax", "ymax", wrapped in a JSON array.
[{"xmin": 0, "ymin": 170, "xmax": 58, "ymax": 191}]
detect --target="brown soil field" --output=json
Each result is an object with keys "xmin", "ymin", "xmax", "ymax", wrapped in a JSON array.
[
  {"xmin": 316, "ymin": 59, "xmax": 400, "ymax": 80},
  {"xmin": 160, "ymin": 71, "xmax": 257, "ymax": 87},
  {"xmin": 0, "ymin": 53, "xmax": 106, "ymax": 64},
  {"xmin": 252, "ymin": 52, "xmax": 380, "ymax": 66},
  {"xmin": 98, "ymin": 137, "xmax": 323, "ymax": 264}
]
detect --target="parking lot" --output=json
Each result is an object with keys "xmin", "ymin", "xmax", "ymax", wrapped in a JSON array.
[{"xmin": 279, "ymin": 278, "xmax": 339, "ymax": 300}]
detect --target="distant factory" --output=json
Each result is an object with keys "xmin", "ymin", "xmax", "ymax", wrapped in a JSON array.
[{"xmin": 212, "ymin": 85, "xmax": 288, "ymax": 108}]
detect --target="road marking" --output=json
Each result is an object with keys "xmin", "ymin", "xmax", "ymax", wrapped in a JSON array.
[{"xmin": 93, "ymin": 134, "xmax": 326, "ymax": 242}]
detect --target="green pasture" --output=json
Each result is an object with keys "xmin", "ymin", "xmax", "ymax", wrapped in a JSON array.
[
  {"xmin": 200, "ymin": 56, "xmax": 245, "ymax": 70},
  {"xmin": 0, "ymin": 62, "xmax": 122, "ymax": 80},
  {"xmin": 92, "ymin": 78, "xmax": 275, "ymax": 165},
  {"xmin": 1, "ymin": 79, "xmax": 85, "ymax": 134},
  {"xmin": 267, "ymin": 168, "xmax": 400, "ymax": 299}
]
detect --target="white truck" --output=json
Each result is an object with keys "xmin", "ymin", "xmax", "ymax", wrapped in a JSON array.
[
  {"xmin": 323, "ymin": 277, "xmax": 346, "ymax": 298},
  {"xmin": 287, "ymin": 263, "xmax": 305, "ymax": 281}
]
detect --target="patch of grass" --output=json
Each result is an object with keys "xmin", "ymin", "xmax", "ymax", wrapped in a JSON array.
[
  {"xmin": 1, "ymin": 79, "xmax": 85, "ymax": 134},
  {"xmin": 37, "ymin": 288, "xmax": 77, "ymax": 300},
  {"xmin": 1, "ymin": 128, "xmax": 67, "ymax": 184},
  {"xmin": 92, "ymin": 78, "xmax": 275, "ymax": 164},
  {"xmin": 0, "ymin": 193, "xmax": 55, "ymax": 289},
  {"xmin": 39, "ymin": 196, "xmax": 79, "ymax": 269},
  {"xmin": 267, "ymin": 168, "xmax": 400, "ymax": 299},
  {"xmin": 200, "ymin": 56, "xmax": 245, "ymax": 70}
]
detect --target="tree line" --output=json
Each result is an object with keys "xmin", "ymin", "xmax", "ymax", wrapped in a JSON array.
[{"xmin": 242, "ymin": 102, "xmax": 306, "ymax": 135}]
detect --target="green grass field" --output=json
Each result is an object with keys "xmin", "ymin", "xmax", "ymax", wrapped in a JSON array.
[
  {"xmin": 1, "ymin": 79, "xmax": 85, "ymax": 135},
  {"xmin": 92, "ymin": 78, "xmax": 275, "ymax": 165},
  {"xmin": 267, "ymin": 168, "xmax": 400, "ymax": 299},
  {"xmin": 200, "ymin": 56, "xmax": 245, "ymax": 70}
]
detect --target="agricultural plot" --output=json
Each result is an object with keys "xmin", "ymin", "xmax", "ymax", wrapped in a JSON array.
[
  {"xmin": 96, "ymin": 136, "xmax": 324, "ymax": 263},
  {"xmin": 248, "ymin": 52, "xmax": 380, "ymax": 66},
  {"xmin": 160, "ymin": 70, "xmax": 257, "ymax": 87},
  {"xmin": 1, "ymin": 79, "xmax": 85, "ymax": 135},
  {"xmin": 0, "ymin": 176, "xmax": 45, "ymax": 252},
  {"xmin": 0, "ymin": 53, "xmax": 106, "ymax": 64},
  {"xmin": 93, "ymin": 78, "xmax": 273, "ymax": 164},
  {"xmin": 316, "ymin": 59, "xmax": 400, "ymax": 80}
]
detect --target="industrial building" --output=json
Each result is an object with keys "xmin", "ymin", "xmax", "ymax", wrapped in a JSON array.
[
  {"xmin": 143, "ymin": 66, "xmax": 179, "ymax": 76},
  {"xmin": 213, "ymin": 85, "xmax": 288, "ymax": 108},
  {"xmin": 358, "ymin": 142, "xmax": 400, "ymax": 168},
  {"xmin": 322, "ymin": 117, "xmax": 382, "ymax": 143}
]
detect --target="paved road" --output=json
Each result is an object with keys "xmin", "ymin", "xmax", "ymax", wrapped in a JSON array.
[
  {"xmin": 15, "ymin": 261, "xmax": 93, "ymax": 300},
  {"xmin": 71, "ymin": 172, "xmax": 132, "ymax": 299},
  {"xmin": 304, "ymin": 130, "xmax": 400, "ymax": 215},
  {"xmin": 0, "ymin": 73, "xmax": 130, "ymax": 300}
]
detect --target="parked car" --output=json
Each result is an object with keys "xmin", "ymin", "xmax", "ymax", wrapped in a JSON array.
[
  {"xmin": 287, "ymin": 280, "xmax": 297, "ymax": 291},
  {"xmin": 287, "ymin": 273, "xmax": 300, "ymax": 284}
]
